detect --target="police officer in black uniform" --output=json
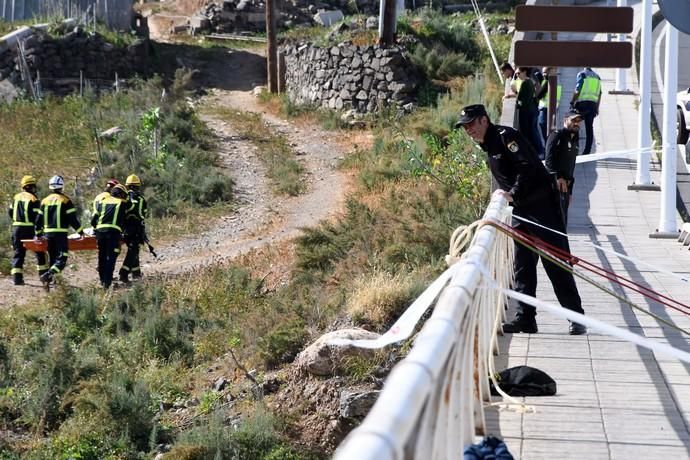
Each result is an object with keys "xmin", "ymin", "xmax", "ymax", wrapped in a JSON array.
[
  {"xmin": 545, "ymin": 109, "xmax": 583, "ymax": 226},
  {"xmin": 455, "ymin": 104, "xmax": 586, "ymax": 335}
]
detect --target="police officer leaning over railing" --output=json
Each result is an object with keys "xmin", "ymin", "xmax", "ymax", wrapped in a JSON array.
[{"xmin": 455, "ymin": 104, "xmax": 587, "ymax": 335}]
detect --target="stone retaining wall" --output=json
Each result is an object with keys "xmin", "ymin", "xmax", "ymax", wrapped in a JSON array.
[
  {"xmin": 0, "ymin": 27, "xmax": 150, "ymax": 95},
  {"xmin": 281, "ymin": 43, "xmax": 421, "ymax": 113}
]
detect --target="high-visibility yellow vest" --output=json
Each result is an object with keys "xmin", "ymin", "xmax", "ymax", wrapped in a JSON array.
[
  {"xmin": 539, "ymin": 84, "xmax": 562, "ymax": 109},
  {"xmin": 577, "ymin": 76, "xmax": 601, "ymax": 103}
]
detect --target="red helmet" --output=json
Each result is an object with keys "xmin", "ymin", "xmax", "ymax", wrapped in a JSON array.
[{"xmin": 106, "ymin": 179, "xmax": 119, "ymax": 188}]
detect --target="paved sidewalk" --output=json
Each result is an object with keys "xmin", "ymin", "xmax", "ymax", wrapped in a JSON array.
[{"xmin": 485, "ymin": 4, "xmax": 690, "ymax": 459}]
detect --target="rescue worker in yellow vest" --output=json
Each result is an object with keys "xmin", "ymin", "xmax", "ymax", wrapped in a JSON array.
[
  {"xmin": 7, "ymin": 175, "xmax": 48, "ymax": 285},
  {"xmin": 119, "ymin": 174, "xmax": 148, "ymax": 283},
  {"xmin": 92, "ymin": 184, "xmax": 130, "ymax": 288},
  {"xmin": 35, "ymin": 175, "xmax": 84, "ymax": 287},
  {"xmin": 93, "ymin": 179, "xmax": 120, "ymax": 213},
  {"xmin": 570, "ymin": 67, "xmax": 602, "ymax": 156}
]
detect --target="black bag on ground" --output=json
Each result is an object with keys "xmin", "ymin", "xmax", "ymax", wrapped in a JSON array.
[{"xmin": 489, "ymin": 365, "xmax": 557, "ymax": 396}]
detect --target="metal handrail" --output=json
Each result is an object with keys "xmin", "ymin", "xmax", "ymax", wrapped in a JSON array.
[{"xmin": 333, "ymin": 193, "xmax": 513, "ymax": 460}]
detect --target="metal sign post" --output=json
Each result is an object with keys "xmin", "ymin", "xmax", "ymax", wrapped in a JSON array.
[
  {"xmin": 631, "ymin": 0, "xmax": 654, "ymax": 188},
  {"xmin": 653, "ymin": 23, "xmax": 680, "ymax": 237}
]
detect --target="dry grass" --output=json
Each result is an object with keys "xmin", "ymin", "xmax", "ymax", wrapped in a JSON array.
[{"xmin": 346, "ymin": 269, "xmax": 427, "ymax": 330}]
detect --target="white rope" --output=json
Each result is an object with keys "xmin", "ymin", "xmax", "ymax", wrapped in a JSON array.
[
  {"xmin": 471, "ymin": 0, "xmax": 503, "ymax": 84},
  {"xmin": 510, "ymin": 214, "xmax": 690, "ymax": 284},
  {"xmin": 328, "ymin": 264, "xmax": 460, "ymax": 349},
  {"xmin": 574, "ymin": 146, "xmax": 657, "ymax": 164},
  {"xmin": 479, "ymin": 274, "xmax": 690, "ymax": 364}
]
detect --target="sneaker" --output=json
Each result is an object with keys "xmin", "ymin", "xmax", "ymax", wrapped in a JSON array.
[
  {"xmin": 502, "ymin": 317, "xmax": 538, "ymax": 334},
  {"xmin": 569, "ymin": 322, "xmax": 587, "ymax": 335}
]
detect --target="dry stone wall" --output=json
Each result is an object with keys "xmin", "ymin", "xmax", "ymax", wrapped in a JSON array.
[
  {"xmin": 281, "ymin": 43, "xmax": 421, "ymax": 114},
  {"xmin": 0, "ymin": 27, "xmax": 150, "ymax": 95}
]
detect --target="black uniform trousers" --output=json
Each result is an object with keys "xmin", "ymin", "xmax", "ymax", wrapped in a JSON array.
[
  {"xmin": 96, "ymin": 230, "xmax": 121, "ymax": 288},
  {"xmin": 512, "ymin": 200, "xmax": 584, "ymax": 320},
  {"xmin": 120, "ymin": 222, "xmax": 144, "ymax": 278},
  {"xmin": 11, "ymin": 226, "xmax": 47, "ymax": 275},
  {"xmin": 574, "ymin": 100, "xmax": 597, "ymax": 155},
  {"xmin": 46, "ymin": 234, "xmax": 69, "ymax": 274}
]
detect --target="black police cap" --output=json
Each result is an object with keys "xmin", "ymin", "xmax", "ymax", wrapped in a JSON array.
[
  {"xmin": 565, "ymin": 108, "xmax": 583, "ymax": 120},
  {"xmin": 455, "ymin": 104, "xmax": 488, "ymax": 128}
]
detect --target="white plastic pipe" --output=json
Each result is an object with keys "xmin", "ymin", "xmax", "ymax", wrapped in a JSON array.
[
  {"xmin": 658, "ymin": 24, "xmax": 679, "ymax": 234},
  {"xmin": 635, "ymin": 0, "xmax": 652, "ymax": 185}
]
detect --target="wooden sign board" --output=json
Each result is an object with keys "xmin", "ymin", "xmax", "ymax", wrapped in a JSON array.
[
  {"xmin": 515, "ymin": 41, "xmax": 633, "ymax": 68},
  {"xmin": 516, "ymin": 5, "xmax": 634, "ymax": 33}
]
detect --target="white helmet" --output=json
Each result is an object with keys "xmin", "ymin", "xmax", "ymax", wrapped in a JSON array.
[{"xmin": 48, "ymin": 175, "xmax": 64, "ymax": 190}]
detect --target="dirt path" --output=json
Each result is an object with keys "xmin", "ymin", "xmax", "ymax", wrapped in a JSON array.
[{"xmin": 0, "ymin": 46, "xmax": 361, "ymax": 307}]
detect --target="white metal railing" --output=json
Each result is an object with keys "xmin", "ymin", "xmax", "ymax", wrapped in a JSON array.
[{"xmin": 333, "ymin": 192, "xmax": 513, "ymax": 460}]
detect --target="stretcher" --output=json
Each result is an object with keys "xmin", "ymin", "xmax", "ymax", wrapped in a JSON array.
[{"xmin": 22, "ymin": 235, "xmax": 99, "ymax": 252}]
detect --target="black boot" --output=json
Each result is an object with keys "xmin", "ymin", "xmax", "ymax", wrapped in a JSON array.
[
  {"xmin": 119, "ymin": 270, "xmax": 129, "ymax": 283},
  {"xmin": 13, "ymin": 273, "xmax": 24, "ymax": 286},
  {"xmin": 40, "ymin": 271, "xmax": 53, "ymax": 291},
  {"xmin": 502, "ymin": 316, "xmax": 538, "ymax": 334}
]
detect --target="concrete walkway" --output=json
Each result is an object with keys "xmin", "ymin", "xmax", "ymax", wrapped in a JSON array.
[{"xmin": 486, "ymin": 3, "xmax": 690, "ymax": 458}]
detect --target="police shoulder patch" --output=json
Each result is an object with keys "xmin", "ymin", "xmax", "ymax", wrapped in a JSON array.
[{"xmin": 507, "ymin": 141, "xmax": 519, "ymax": 153}]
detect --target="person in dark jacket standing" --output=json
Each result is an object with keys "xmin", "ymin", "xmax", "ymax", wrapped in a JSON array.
[
  {"xmin": 92, "ymin": 184, "xmax": 130, "ymax": 288},
  {"xmin": 455, "ymin": 104, "xmax": 586, "ymax": 335},
  {"xmin": 515, "ymin": 67, "xmax": 545, "ymax": 159},
  {"xmin": 8, "ymin": 175, "xmax": 48, "ymax": 285},
  {"xmin": 35, "ymin": 175, "xmax": 84, "ymax": 288},
  {"xmin": 545, "ymin": 109, "xmax": 583, "ymax": 226}
]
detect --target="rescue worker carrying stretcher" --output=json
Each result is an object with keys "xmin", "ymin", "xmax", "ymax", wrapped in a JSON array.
[
  {"xmin": 8, "ymin": 175, "xmax": 48, "ymax": 285},
  {"xmin": 35, "ymin": 175, "xmax": 84, "ymax": 288},
  {"xmin": 119, "ymin": 174, "xmax": 148, "ymax": 283},
  {"xmin": 92, "ymin": 184, "xmax": 130, "ymax": 288},
  {"xmin": 93, "ymin": 179, "xmax": 120, "ymax": 213}
]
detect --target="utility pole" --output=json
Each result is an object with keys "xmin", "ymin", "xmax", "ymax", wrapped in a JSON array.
[
  {"xmin": 266, "ymin": 0, "xmax": 278, "ymax": 92},
  {"xmin": 379, "ymin": 0, "xmax": 396, "ymax": 47}
]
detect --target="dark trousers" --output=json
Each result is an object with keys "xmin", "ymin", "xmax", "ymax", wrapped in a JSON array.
[
  {"xmin": 513, "ymin": 201, "xmax": 584, "ymax": 320},
  {"xmin": 96, "ymin": 230, "xmax": 121, "ymax": 288},
  {"xmin": 574, "ymin": 100, "xmax": 597, "ymax": 155},
  {"xmin": 518, "ymin": 108, "xmax": 545, "ymax": 160},
  {"xmin": 121, "ymin": 234, "xmax": 142, "ymax": 278},
  {"xmin": 538, "ymin": 107, "xmax": 548, "ymax": 143},
  {"xmin": 46, "ymin": 234, "xmax": 69, "ymax": 274},
  {"xmin": 11, "ymin": 226, "xmax": 48, "ymax": 276}
]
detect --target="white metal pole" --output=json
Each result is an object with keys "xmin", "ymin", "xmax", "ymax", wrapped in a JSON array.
[
  {"xmin": 658, "ymin": 24, "xmax": 679, "ymax": 235},
  {"xmin": 635, "ymin": 0, "xmax": 652, "ymax": 185},
  {"xmin": 615, "ymin": 0, "xmax": 628, "ymax": 91}
]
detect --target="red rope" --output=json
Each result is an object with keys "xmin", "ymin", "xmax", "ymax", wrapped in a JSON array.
[{"xmin": 482, "ymin": 219, "xmax": 690, "ymax": 318}]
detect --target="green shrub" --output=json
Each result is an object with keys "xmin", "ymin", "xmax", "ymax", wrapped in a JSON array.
[
  {"xmin": 411, "ymin": 43, "xmax": 475, "ymax": 80},
  {"xmin": 258, "ymin": 319, "xmax": 308, "ymax": 368},
  {"xmin": 18, "ymin": 330, "xmax": 77, "ymax": 431}
]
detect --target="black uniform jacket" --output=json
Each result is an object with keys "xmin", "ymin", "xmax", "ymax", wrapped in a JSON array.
[
  {"xmin": 545, "ymin": 128, "xmax": 579, "ymax": 189},
  {"xmin": 479, "ymin": 123, "xmax": 554, "ymax": 209}
]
